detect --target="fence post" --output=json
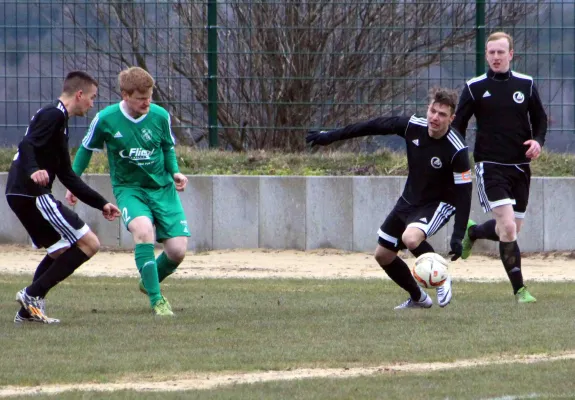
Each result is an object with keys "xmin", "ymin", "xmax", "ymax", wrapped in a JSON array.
[
  {"xmin": 475, "ymin": 0, "xmax": 486, "ymax": 75},
  {"xmin": 207, "ymin": 0, "xmax": 219, "ymax": 147}
]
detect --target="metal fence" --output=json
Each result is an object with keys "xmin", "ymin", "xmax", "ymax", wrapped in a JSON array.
[{"xmin": 1, "ymin": 1, "xmax": 574, "ymax": 152}]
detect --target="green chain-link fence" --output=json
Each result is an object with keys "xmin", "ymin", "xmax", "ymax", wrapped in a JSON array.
[{"xmin": 1, "ymin": 1, "xmax": 574, "ymax": 152}]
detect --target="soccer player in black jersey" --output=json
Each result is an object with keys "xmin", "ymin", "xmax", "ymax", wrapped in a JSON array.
[
  {"xmin": 306, "ymin": 88, "xmax": 471, "ymax": 309},
  {"xmin": 5, "ymin": 71, "xmax": 121, "ymax": 323},
  {"xmin": 452, "ymin": 32, "xmax": 548, "ymax": 304}
]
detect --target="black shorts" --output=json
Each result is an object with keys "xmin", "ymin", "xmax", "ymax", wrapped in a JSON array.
[
  {"xmin": 377, "ymin": 197, "xmax": 455, "ymax": 251},
  {"xmin": 475, "ymin": 162, "xmax": 530, "ymax": 218},
  {"xmin": 6, "ymin": 193, "xmax": 89, "ymax": 253}
]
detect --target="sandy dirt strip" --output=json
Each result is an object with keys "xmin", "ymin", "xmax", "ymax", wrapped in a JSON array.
[{"xmin": 0, "ymin": 245, "xmax": 574, "ymax": 282}]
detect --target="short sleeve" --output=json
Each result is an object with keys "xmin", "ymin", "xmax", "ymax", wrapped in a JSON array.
[{"xmin": 81, "ymin": 113, "xmax": 106, "ymax": 151}]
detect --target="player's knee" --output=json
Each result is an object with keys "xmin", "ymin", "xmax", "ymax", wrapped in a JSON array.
[
  {"xmin": 166, "ymin": 245, "xmax": 186, "ymax": 264},
  {"xmin": 77, "ymin": 231, "xmax": 101, "ymax": 257},
  {"xmin": 167, "ymin": 237, "xmax": 188, "ymax": 262},
  {"xmin": 374, "ymin": 246, "xmax": 395, "ymax": 266},
  {"xmin": 401, "ymin": 232, "xmax": 422, "ymax": 251},
  {"xmin": 131, "ymin": 228, "xmax": 155, "ymax": 243},
  {"xmin": 497, "ymin": 220, "xmax": 517, "ymax": 241}
]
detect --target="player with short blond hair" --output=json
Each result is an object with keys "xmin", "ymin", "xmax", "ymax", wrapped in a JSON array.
[
  {"xmin": 67, "ymin": 67, "xmax": 190, "ymax": 316},
  {"xmin": 452, "ymin": 32, "xmax": 548, "ymax": 303}
]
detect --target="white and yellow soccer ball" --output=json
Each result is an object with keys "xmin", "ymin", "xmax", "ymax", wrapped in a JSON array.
[{"xmin": 412, "ymin": 252, "xmax": 449, "ymax": 288}]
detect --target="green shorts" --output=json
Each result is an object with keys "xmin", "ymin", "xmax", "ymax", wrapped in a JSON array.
[{"xmin": 114, "ymin": 184, "xmax": 190, "ymax": 242}]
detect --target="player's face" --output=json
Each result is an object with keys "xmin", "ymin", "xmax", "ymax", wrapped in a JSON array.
[
  {"xmin": 76, "ymin": 84, "xmax": 98, "ymax": 117},
  {"xmin": 123, "ymin": 88, "xmax": 153, "ymax": 117},
  {"xmin": 426, "ymin": 102, "xmax": 454, "ymax": 138},
  {"xmin": 486, "ymin": 38, "xmax": 513, "ymax": 73}
]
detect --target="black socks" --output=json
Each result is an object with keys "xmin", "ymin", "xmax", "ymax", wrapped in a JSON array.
[
  {"xmin": 470, "ymin": 219, "xmax": 500, "ymax": 242},
  {"xmin": 380, "ymin": 256, "xmax": 422, "ymax": 300},
  {"xmin": 410, "ymin": 241, "xmax": 435, "ymax": 258},
  {"xmin": 499, "ymin": 241, "xmax": 524, "ymax": 294},
  {"xmin": 26, "ymin": 245, "xmax": 90, "ymax": 298}
]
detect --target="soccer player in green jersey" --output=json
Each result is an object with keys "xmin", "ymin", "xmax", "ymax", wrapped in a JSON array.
[{"xmin": 66, "ymin": 67, "xmax": 190, "ymax": 316}]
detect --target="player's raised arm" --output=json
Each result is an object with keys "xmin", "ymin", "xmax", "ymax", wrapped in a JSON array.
[{"xmin": 306, "ymin": 116, "xmax": 411, "ymax": 147}]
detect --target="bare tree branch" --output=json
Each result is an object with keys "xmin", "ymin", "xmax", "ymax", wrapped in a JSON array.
[{"xmin": 59, "ymin": 1, "xmax": 544, "ymax": 150}]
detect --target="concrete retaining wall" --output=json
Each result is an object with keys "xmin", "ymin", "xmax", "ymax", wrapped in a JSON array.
[{"xmin": 0, "ymin": 173, "xmax": 571, "ymax": 253}]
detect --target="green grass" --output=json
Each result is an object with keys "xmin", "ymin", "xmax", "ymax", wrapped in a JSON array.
[
  {"xmin": 1, "ymin": 274, "xmax": 575, "ymax": 399},
  {"xmin": 2, "ymin": 146, "xmax": 575, "ymax": 176}
]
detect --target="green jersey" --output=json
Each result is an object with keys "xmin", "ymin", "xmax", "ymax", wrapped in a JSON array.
[{"xmin": 82, "ymin": 102, "xmax": 177, "ymax": 188}]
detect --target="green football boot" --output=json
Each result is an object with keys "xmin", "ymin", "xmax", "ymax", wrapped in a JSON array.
[
  {"xmin": 152, "ymin": 297, "xmax": 174, "ymax": 316},
  {"xmin": 516, "ymin": 287, "xmax": 537, "ymax": 304},
  {"xmin": 461, "ymin": 219, "xmax": 477, "ymax": 260}
]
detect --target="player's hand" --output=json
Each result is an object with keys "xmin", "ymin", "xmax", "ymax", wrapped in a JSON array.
[
  {"xmin": 102, "ymin": 203, "xmax": 121, "ymax": 221},
  {"xmin": 65, "ymin": 190, "xmax": 78, "ymax": 206},
  {"xmin": 30, "ymin": 170, "xmax": 50, "ymax": 187},
  {"xmin": 173, "ymin": 173, "xmax": 188, "ymax": 192},
  {"xmin": 449, "ymin": 237, "xmax": 463, "ymax": 261},
  {"xmin": 524, "ymin": 140, "xmax": 542, "ymax": 159},
  {"xmin": 306, "ymin": 130, "xmax": 333, "ymax": 147}
]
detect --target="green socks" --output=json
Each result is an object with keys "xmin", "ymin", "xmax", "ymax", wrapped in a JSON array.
[
  {"xmin": 156, "ymin": 251, "xmax": 180, "ymax": 282},
  {"xmin": 135, "ymin": 243, "xmax": 161, "ymax": 306}
]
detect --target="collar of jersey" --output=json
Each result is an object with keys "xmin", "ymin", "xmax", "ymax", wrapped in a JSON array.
[
  {"xmin": 487, "ymin": 69, "xmax": 512, "ymax": 81},
  {"xmin": 119, "ymin": 101, "xmax": 149, "ymax": 124}
]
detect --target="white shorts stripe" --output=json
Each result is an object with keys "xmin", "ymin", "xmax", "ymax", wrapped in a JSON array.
[
  {"xmin": 36, "ymin": 195, "xmax": 89, "ymax": 246},
  {"xmin": 426, "ymin": 202, "xmax": 455, "ymax": 236},
  {"xmin": 37, "ymin": 195, "xmax": 76, "ymax": 243},
  {"xmin": 514, "ymin": 211, "xmax": 526, "ymax": 219},
  {"xmin": 407, "ymin": 202, "xmax": 455, "ymax": 237},
  {"xmin": 475, "ymin": 163, "xmax": 491, "ymax": 213},
  {"xmin": 377, "ymin": 229, "xmax": 398, "ymax": 246}
]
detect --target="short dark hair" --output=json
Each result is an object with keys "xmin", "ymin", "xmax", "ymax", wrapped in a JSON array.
[
  {"xmin": 428, "ymin": 87, "xmax": 458, "ymax": 115},
  {"xmin": 62, "ymin": 71, "xmax": 98, "ymax": 95}
]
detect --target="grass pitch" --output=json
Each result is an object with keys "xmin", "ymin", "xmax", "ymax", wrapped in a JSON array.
[{"xmin": 1, "ymin": 275, "xmax": 574, "ymax": 399}]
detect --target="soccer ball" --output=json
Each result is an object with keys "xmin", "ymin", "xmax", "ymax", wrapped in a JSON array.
[{"xmin": 412, "ymin": 252, "xmax": 449, "ymax": 288}]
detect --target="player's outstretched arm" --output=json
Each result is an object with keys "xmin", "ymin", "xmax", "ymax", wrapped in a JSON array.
[{"xmin": 306, "ymin": 116, "xmax": 410, "ymax": 147}]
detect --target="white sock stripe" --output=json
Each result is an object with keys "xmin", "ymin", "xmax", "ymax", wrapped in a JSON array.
[{"xmin": 36, "ymin": 195, "xmax": 76, "ymax": 244}]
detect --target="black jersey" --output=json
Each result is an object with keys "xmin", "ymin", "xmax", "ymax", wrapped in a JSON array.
[
  {"xmin": 320, "ymin": 115, "xmax": 472, "ymax": 239},
  {"xmin": 6, "ymin": 100, "xmax": 108, "ymax": 210},
  {"xmin": 452, "ymin": 69, "xmax": 548, "ymax": 165}
]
